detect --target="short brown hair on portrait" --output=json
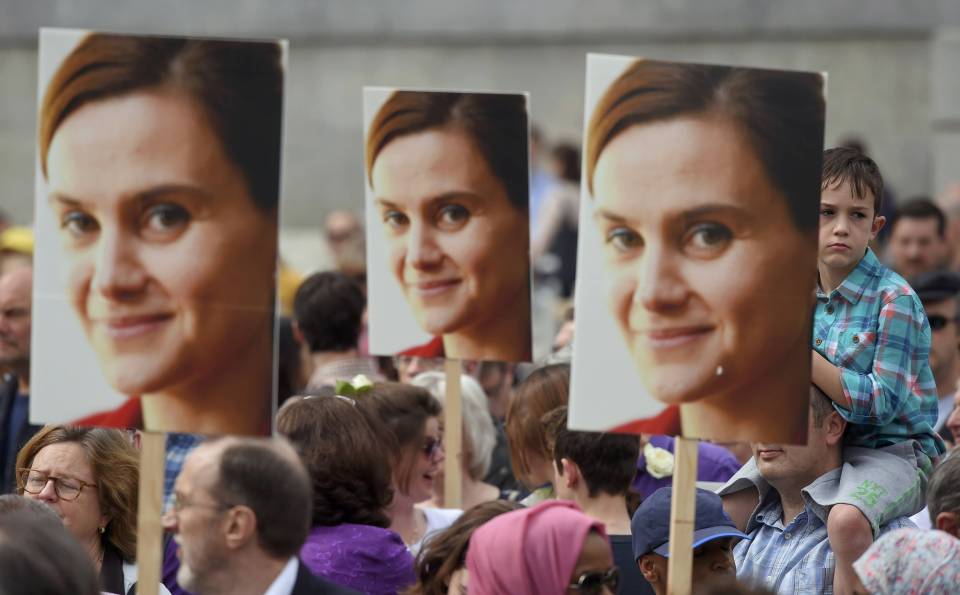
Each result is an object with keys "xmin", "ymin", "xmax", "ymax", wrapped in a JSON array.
[
  {"xmin": 356, "ymin": 382, "xmax": 442, "ymax": 494},
  {"xmin": 16, "ymin": 425, "xmax": 139, "ymax": 562},
  {"xmin": 277, "ymin": 396, "xmax": 397, "ymax": 528},
  {"xmin": 586, "ymin": 59, "xmax": 825, "ymax": 233},
  {"xmin": 406, "ymin": 500, "xmax": 523, "ymax": 595},
  {"xmin": 821, "ymin": 147, "xmax": 884, "ymax": 215},
  {"xmin": 365, "ymin": 91, "xmax": 529, "ymax": 212},
  {"xmin": 505, "ymin": 364, "xmax": 570, "ymax": 486},
  {"xmin": 39, "ymin": 32, "xmax": 283, "ymax": 213}
]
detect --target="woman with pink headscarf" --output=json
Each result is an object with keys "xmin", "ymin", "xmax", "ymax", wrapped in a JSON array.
[{"xmin": 466, "ymin": 500, "xmax": 618, "ymax": 595}]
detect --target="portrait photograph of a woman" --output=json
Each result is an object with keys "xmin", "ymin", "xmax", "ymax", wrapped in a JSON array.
[
  {"xmin": 568, "ymin": 54, "xmax": 825, "ymax": 444},
  {"xmin": 363, "ymin": 88, "xmax": 532, "ymax": 363},
  {"xmin": 30, "ymin": 29, "xmax": 284, "ymax": 435}
]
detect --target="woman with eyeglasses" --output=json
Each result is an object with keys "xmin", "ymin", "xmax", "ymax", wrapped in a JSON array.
[
  {"xmin": 358, "ymin": 382, "xmax": 462, "ymax": 555},
  {"xmin": 277, "ymin": 395, "xmax": 416, "ymax": 594},
  {"xmin": 15, "ymin": 425, "xmax": 171, "ymax": 594},
  {"xmin": 466, "ymin": 500, "xmax": 618, "ymax": 595}
]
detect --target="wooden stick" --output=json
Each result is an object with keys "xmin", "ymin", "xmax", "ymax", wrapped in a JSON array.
[
  {"xmin": 136, "ymin": 432, "xmax": 166, "ymax": 595},
  {"xmin": 666, "ymin": 436, "xmax": 699, "ymax": 595},
  {"xmin": 443, "ymin": 359, "xmax": 463, "ymax": 509}
]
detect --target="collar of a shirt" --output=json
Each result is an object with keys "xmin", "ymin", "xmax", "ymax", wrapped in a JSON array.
[{"xmin": 820, "ymin": 247, "xmax": 881, "ymax": 305}]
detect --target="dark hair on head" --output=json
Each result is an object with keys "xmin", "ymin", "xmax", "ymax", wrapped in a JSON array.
[
  {"xmin": 0, "ymin": 495, "xmax": 61, "ymax": 522},
  {"xmin": 210, "ymin": 438, "xmax": 313, "ymax": 559},
  {"xmin": 356, "ymin": 382, "xmax": 442, "ymax": 494},
  {"xmin": 293, "ymin": 271, "xmax": 366, "ymax": 353},
  {"xmin": 505, "ymin": 364, "xmax": 570, "ymax": 487},
  {"xmin": 277, "ymin": 396, "xmax": 397, "ymax": 528},
  {"xmin": 810, "ymin": 385, "xmax": 837, "ymax": 428},
  {"xmin": 927, "ymin": 453, "xmax": 960, "ymax": 524},
  {"xmin": 890, "ymin": 196, "xmax": 946, "ymax": 239},
  {"xmin": 16, "ymin": 425, "xmax": 139, "ymax": 562},
  {"xmin": 542, "ymin": 406, "xmax": 639, "ymax": 498},
  {"xmin": 406, "ymin": 500, "xmax": 523, "ymax": 595},
  {"xmin": 366, "ymin": 91, "xmax": 530, "ymax": 211},
  {"xmin": 40, "ymin": 32, "xmax": 283, "ymax": 213},
  {"xmin": 0, "ymin": 512, "xmax": 101, "ymax": 595},
  {"xmin": 821, "ymin": 147, "xmax": 885, "ymax": 215},
  {"xmin": 586, "ymin": 59, "xmax": 825, "ymax": 232},
  {"xmin": 550, "ymin": 143, "xmax": 581, "ymax": 183}
]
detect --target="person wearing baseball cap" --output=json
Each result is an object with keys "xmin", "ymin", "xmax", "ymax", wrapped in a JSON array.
[
  {"xmin": 632, "ymin": 487, "xmax": 749, "ymax": 595},
  {"xmin": 910, "ymin": 269, "xmax": 960, "ymax": 434}
]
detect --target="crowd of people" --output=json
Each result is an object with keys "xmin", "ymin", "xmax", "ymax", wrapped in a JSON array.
[{"xmin": 4, "ymin": 118, "xmax": 960, "ymax": 594}]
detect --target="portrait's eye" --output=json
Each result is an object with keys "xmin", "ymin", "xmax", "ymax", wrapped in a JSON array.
[
  {"xmin": 142, "ymin": 203, "xmax": 190, "ymax": 238},
  {"xmin": 819, "ymin": 207, "xmax": 834, "ymax": 217},
  {"xmin": 60, "ymin": 210, "xmax": 99, "ymax": 240},
  {"xmin": 605, "ymin": 227, "xmax": 642, "ymax": 254},
  {"xmin": 852, "ymin": 211, "xmax": 866, "ymax": 220},
  {"xmin": 382, "ymin": 209, "xmax": 409, "ymax": 231},
  {"xmin": 685, "ymin": 222, "xmax": 732, "ymax": 255},
  {"xmin": 436, "ymin": 204, "xmax": 470, "ymax": 230}
]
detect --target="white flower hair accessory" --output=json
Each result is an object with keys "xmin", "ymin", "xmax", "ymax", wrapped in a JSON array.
[{"xmin": 643, "ymin": 442, "xmax": 675, "ymax": 479}]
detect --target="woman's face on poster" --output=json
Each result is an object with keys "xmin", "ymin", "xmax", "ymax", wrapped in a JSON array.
[
  {"xmin": 45, "ymin": 89, "xmax": 277, "ymax": 395},
  {"xmin": 371, "ymin": 127, "xmax": 529, "ymax": 337},
  {"xmin": 591, "ymin": 114, "xmax": 813, "ymax": 405}
]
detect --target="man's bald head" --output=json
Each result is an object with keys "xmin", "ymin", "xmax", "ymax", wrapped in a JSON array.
[{"xmin": 0, "ymin": 267, "xmax": 32, "ymax": 370}]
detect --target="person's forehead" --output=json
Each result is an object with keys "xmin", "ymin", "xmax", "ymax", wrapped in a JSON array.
[
  {"xmin": 923, "ymin": 298, "xmax": 958, "ymax": 316},
  {"xmin": 893, "ymin": 216, "xmax": 940, "ymax": 237},
  {"xmin": 31, "ymin": 442, "xmax": 95, "ymax": 481}
]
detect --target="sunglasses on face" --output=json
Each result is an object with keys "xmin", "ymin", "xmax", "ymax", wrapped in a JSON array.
[
  {"xmin": 928, "ymin": 314, "xmax": 958, "ymax": 331},
  {"xmin": 569, "ymin": 566, "xmax": 619, "ymax": 594},
  {"xmin": 421, "ymin": 437, "xmax": 444, "ymax": 459}
]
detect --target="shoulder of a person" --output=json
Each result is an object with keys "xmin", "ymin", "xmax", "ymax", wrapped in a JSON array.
[
  {"xmin": 422, "ymin": 506, "xmax": 463, "ymax": 526},
  {"xmin": 294, "ymin": 560, "xmax": 361, "ymax": 595},
  {"xmin": 874, "ymin": 266, "xmax": 923, "ymax": 307},
  {"xmin": 121, "ymin": 561, "xmax": 172, "ymax": 595}
]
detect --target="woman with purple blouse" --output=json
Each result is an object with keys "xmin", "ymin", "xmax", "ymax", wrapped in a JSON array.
[{"xmin": 278, "ymin": 395, "xmax": 415, "ymax": 594}]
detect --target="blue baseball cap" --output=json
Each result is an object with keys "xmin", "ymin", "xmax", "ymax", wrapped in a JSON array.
[{"xmin": 631, "ymin": 486, "xmax": 750, "ymax": 559}]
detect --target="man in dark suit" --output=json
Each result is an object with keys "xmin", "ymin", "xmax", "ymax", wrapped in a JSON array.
[
  {"xmin": 0, "ymin": 267, "xmax": 40, "ymax": 494},
  {"xmin": 162, "ymin": 437, "xmax": 357, "ymax": 595}
]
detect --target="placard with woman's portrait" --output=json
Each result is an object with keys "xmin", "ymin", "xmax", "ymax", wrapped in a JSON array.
[
  {"xmin": 30, "ymin": 28, "xmax": 285, "ymax": 435},
  {"xmin": 363, "ymin": 87, "xmax": 533, "ymax": 363},
  {"xmin": 569, "ymin": 54, "xmax": 826, "ymax": 444}
]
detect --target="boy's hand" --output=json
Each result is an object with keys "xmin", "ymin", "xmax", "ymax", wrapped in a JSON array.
[{"xmin": 811, "ymin": 349, "xmax": 851, "ymax": 409}]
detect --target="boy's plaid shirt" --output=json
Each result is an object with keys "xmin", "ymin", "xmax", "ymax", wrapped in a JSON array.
[{"xmin": 814, "ymin": 248, "xmax": 945, "ymax": 460}]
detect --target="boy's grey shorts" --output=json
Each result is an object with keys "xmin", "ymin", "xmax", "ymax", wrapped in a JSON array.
[{"xmin": 718, "ymin": 440, "xmax": 930, "ymax": 537}]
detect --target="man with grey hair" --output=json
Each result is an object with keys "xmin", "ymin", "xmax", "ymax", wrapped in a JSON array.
[
  {"xmin": 162, "ymin": 437, "xmax": 355, "ymax": 595},
  {"xmin": 927, "ymin": 455, "xmax": 960, "ymax": 537}
]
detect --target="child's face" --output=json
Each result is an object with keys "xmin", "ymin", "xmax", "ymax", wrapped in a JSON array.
[{"xmin": 818, "ymin": 179, "xmax": 885, "ymax": 275}]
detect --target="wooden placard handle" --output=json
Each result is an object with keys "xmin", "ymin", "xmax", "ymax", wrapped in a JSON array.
[
  {"xmin": 666, "ymin": 436, "xmax": 699, "ymax": 595},
  {"xmin": 443, "ymin": 359, "xmax": 463, "ymax": 509},
  {"xmin": 136, "ymin": 431, "xmax": 166, "ymax": 595}
]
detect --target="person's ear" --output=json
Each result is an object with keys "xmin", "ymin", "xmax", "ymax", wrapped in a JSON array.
[
  {"xmin": 638, "ymin": 555, "xmax": 661, "ymax": 583},
  {"xmin": 560, "ymin": 458, "xmax": 580, "ymax": 489},
  {"xmin": 291, "ymin": 321, "xmax": 305, "ymax": 346},
  {"xmin": 871, "ymin": 215, "xmax": 886, "ymax": 239},
  {"xmin": 824, "ymin": 411, "xmax": 847, "ymax": 446},
  {"xmin": 223, "ymin": 505, "xmax": 257, "ymax": 550},
  {"xmin": 935, "ymin": 511, "xmax": 959, "ymax": 538}
]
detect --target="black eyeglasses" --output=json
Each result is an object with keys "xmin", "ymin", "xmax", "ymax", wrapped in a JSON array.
[
  {"xmin": 421, "ymin": 436, "xmax": 444, "ymax": 459},
  {"xmin": 928, "ymin": 314, "xmax": 958, "ymax": 331},
  {"xmin": 17, "ymin": 469, "xmax": 97, "ymax": 501},
  {"xmin": 569, "ymin": 566, "xmax": 619, "ymax": 594}
]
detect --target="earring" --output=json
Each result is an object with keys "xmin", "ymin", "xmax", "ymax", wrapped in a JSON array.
[
  {"xmin": 98, "ymin": 526, "xmax": 105, "ymax": 534},
  {"xmin": 716, "ymin": 365, "xmax": 724, "ymax": 376}
]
